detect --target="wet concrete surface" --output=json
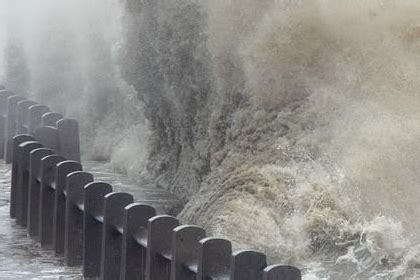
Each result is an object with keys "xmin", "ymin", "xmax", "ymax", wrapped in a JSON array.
[{"xmin": 0, "ymin": 161, "xmax": 180, "ymax": 279}]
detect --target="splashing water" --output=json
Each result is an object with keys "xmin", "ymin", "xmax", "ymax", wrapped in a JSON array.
[{"xmin": 2, "ymin": 0, "xmax": 420, "ymax": 278}]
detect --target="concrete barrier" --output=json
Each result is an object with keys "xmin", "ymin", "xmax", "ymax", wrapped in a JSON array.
[
  {"xmin": 145, "ymin": 215, "xmax": 180, "ymax": 280},
  {"xmin": 230, "ymin": 250, "xmax": 267, "ymax": 280},
  {"xmin": 263, "ymin": 265, "xmax": 302, "ymax": 280},
  {"xmin": 57, "ymin": 118, "xmax": 81, "ymax": 162},
  {"xmin": 120, "ymin": 203, "xmax": 156, "ymax": 280},
  {"xmin": 5, "ymin": 95, "xmax": 26, "ymax": 163},
  {"xmin": 101, "ymin": 192, "xmax": 134, "ymax": 280},
  {"xmin": 83, "ymin": 182, "xmax": 112, "ymax": 278},
  {"xmin": 53, "ymin": 160, "xmax": 82, "ymax": 254},
  {"xmin": 39, "ymin": 154, "xmax": 66, "ymax": 247},
  {"xmin": 28, "ymin": 104, "xmax": 50, "ymax": 134},
  {"xmin": 0, "ymin": 90, "xmax": 14, "ymax": 159},
  {"xmin": 2, "ymin": 89, "xmax": 302, "ymax": 280},
  {"xmin": 197, "ymin": 237, "xmax": 232, "ymax": 279},
  {"xmin": 171, "ymin": 225, "xmax": 206, "ymax": 280},
  {"xmin": 17, "ymin": 100, "xmax": 37, "ymax": 134},
  {"xmin": 10, "ymin": 134, "xmax": 34, "ymax": 218},
  {"xmin": 28, "ymin": 147, "xmax": 54, "ymax": 237},
  {"xmin": 65, "ymin": 171, "xmax": 94, "ymax": 266},
  {"xmin": 15, "ymin": 140, "xmax": 42, "ymax": 226},
  {"xmin": 42, "ymin": 112, "xmax": 64, "ymax": 127},
  {"xmin": 34, "ymin": 126, "xmax": 59, "ymax": 152}
]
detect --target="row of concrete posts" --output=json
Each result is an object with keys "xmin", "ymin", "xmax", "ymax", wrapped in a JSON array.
[{"xmin": 0, "ymin": 85, "xmax": 302, "ymax": 280}]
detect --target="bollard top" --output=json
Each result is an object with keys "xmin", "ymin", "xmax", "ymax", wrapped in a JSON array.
[
  {"xmin": 41, "ymin": 112, "xmax": 64, "ymax": 127},
  {"xmin": 30, "ymin": 147, "xmax": 54, "ymax": 159},
  {"xmin": 13, "ymin": 134, "xmax": 34, "ymax": 143},
  {"xmin": 19, "ymin": 140, "xmax": 42, "ymax": 152},
  {"xmin": 0, "ymin": 90, "xmax": 14, "ymax": 97},
  {"xmin": 17, "ymin": 99, "xmax": 37, "ymax": 109},
  {"xmin": 263, "ymin": 265, "xmax": 302, "ymax": 280},
  {"xmin": 41, "ymin": 154, "xmax": 66, "ymax": 165},
  {"xmin": 198, "ymin": 237, "xmax": 232, "ymax": 277},
  {"xmin": 29, "ymin": 104, "xmax": 49, "ymax": 111},
  {"xmin": 57, "ymin": 160, "xmax": 82, "ymax": 169},
  {"xmin": 8, "ymin": 95, "xmax": 25, "ymax": 104},
  {"xmin": 230, "ymin": 249, "xmax": 267, "ymax": 280}
]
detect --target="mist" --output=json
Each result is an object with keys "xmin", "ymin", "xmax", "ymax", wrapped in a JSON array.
[
  {"xmin": 2, "ymin": 0, "xmax": 420, "ymax": 278},
  {"xmin": 1, "ymin": 0, "xmax": 149, "ymax": 178}
]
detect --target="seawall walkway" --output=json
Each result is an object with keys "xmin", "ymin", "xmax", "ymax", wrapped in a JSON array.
[{"xmin": 0, "ymin": 160, "xmax": 179, "ymax": 279}]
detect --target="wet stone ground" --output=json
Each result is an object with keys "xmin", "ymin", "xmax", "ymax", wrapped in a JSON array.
[{"xmin": 0, "ymin": 161, "xmax": 180, "ymax": 279}]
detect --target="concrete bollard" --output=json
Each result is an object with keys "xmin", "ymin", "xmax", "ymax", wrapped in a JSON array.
[
  {"xmin": 0, "ymin": 90, "xmax": 14, "ymax": 159},
  {"xmin": 15, "ymin": 140, "xmax": 42, "ymax": 226},
  {"xmin": 64, "ymin": 171, "xmax": 94, "ymax": 266},
  {"xmin": 53, "ymin": 160, "xmax": 82, "ymax": 255},
  {"xmin": 28, "ymin": 105, "xmax": 50, "ymax": 134},
  {"xmin": 197, "ymin": 237, "xmax": 232, "ymax": 280},
  {"xmin": 83, "ymin": 182, "xmax": 113, "ymax": 278},
  {"xmin": 0, "ymin": 90, "xmax": 13, "ymax": 116},
  {"xmin": 120, "ymin": 203, "xmax": 156, "ymax": 280},
  {"xmin": 10, "ymin": 134, "xmax": 34, "ymax": 218},
  {"xmin": 5, "ymin": 95, "xmax": 26, "ymax": 163},
  {"xmin": 39, "ymin": 154, "xmax": 66, "ymax": 248},
  {"xmin": 100, "ymin": 192, "xmax": 134, "ymax": 280},
  {"xmin": 57, "ymin": 119, "xmax": 81, "ymax": 162},
  {"xmin": 263, "ymin": 265, "xmax": 302, "ymax": 280},
  {"xmin": 16, "ymin": 100, "xmax": 37, "ymax": 134},
  {"xmin": 230, "ymin": 250, "xmax": 267, "ymax": 280},
  {"xmin": 145, "ymin": 215, "xmax": 180, "ymax": 280},
  {"xmin": 34, "ymin": 126, "xmax": 59, "ymax": 152},
  {"xmin": 171, "ymin": 225, "xmax": 206, "ymax": 280},
  {"xmin": 0, "ymin": 90, "xmax": 13, "ymax": 112},
  {"xmin": 42, "ymin": 112, "xmax": 64, "ymax": 127},
  {"xmin": 28, "ymin": 148, "xmax": 54, "ymax": 237}
]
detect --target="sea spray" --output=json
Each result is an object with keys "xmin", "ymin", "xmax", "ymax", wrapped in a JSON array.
[
  {"xmin": 184, "ymin": 1, "xmax": 420, "ymax": 277},
  {"xmin": 1, "ymin": 0, "xmax": 149, "ymax": 177},
  {"xmin": 2, "ymin": 0, "xmax": 420, "ymax": 278}
]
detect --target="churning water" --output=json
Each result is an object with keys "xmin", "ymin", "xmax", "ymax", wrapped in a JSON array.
[{"xmin": 2, "ymin": 0, "xmax": 420, "ymax": 279}]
